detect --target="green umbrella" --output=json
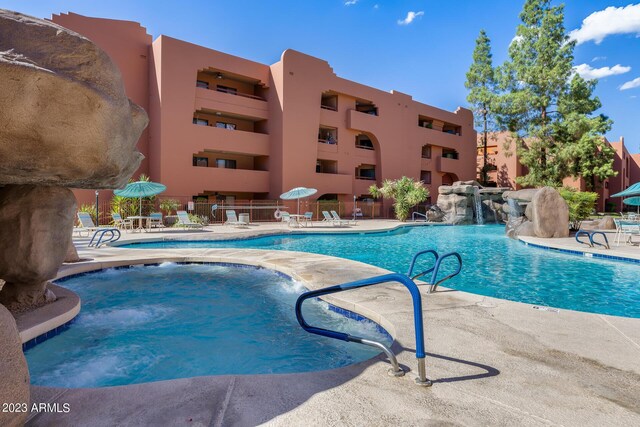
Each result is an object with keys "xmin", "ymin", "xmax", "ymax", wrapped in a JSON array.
[
  {"xmin": 622, "ymin": 196, "xmax": 640, "ymax": 213},
  {"xmin": 114, "ymin": 180, "xmax": 166, "ymax": 215},
  {"xmin": 610, "ymin": 182, "xmax": 640, "ymax": 198}
]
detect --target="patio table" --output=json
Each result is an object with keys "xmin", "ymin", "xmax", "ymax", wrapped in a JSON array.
[{"xmin": 127, "ymin": 215, "xmax": 150, "ymax": 232}]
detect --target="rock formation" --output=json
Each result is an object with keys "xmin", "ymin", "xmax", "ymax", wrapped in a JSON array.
[
  {"xmin": 503, "ymin": 187, "xmax": 570, "ymax": 239},
  {"xmin": 436, "ymin": 181, "xmax": 509, "ymax": 224},
  {"xmin": 0, "ymin": 304, "xmax": 30, "ymax": 427},
  {"xmin": 0, "ymin": 10, "xmax": 148, "ymax": 424},
  {"xmin": 0, "ymin": 185, "xmax": 76, "ymax": 312}
]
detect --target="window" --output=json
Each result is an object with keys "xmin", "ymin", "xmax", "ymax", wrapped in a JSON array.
[
  {"xmin": 216, "ymin": 159, "xmax": 236, "ymax": 169},
  {"xmin": 605, "ymin": 181, "xmax": 609, "ymax": 189},
  {"xmin": 193, "ymin": 157, "xmax": 208, "ymax": 167},
  {"xmin": 421, "ymin": 145, "xmax": 432, "ymax": 159},
  {"xmin": 355, "ymin": 136, "xmax": 374, "ymax": 150},
  {"xmin": 216, "ymin": 85, "xmax": 237, "ymax": 95},
  {"xmin": 196, "ymin": 80, "xmax": 209, "ymax": 89},
  {"xmin": 421, "ymin": 171, "xmax": 432, "ymax": 184},
  {"xmin": 193, "ymin": 118, "xmax": 209, "ymax": 126},
  {"xmin": 216, "ymin": 121, "xmax": 236, "ymax": 130}
]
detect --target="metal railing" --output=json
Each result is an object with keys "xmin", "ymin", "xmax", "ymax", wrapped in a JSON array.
[{"xmin": 295, "ymin": 249, "xmax": 463, "ymax": 386}]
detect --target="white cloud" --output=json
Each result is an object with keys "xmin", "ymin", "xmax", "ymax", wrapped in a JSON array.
[
  {"xmin": 621, "ymin": 77, "xmax": 640, "ymax": 90},
  {"xmin": 397, "ymin": 11, "xmax": 424, "ymax": 26},
  {"xmin": 344, "ymin": 0, "xmax": 358, "ymax": 5},
  {"xmin": 591, "ymin": 56, "xmax": 607, "ymax": 62},
  {"xmin": 569, "ymin": 4, "xmax": 640, "ymax": 45},
  {"xmin": 573, "ymin": 63, "xmax": 631, "ymax": 79},
  {"xmin": 374, "ymin": 4, "xmax": 379, "ymax": 9}
]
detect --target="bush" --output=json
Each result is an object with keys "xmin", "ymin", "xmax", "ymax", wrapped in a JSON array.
[
  {"xmin": 559, "ymin": 188, "xmax": 598, "ymax": 230},
  {"xmin": 160, "ymin": 199, "xmax": 180, "ymax": 215},
  {"xmin": 369, "ymin": 177, "xmax": 429, "ymax": 221}
]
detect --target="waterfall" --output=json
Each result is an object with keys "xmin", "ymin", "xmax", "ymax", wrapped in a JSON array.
[{"xmin": 473, "ymin": 187, "xmax": 484, "ymax": 225}]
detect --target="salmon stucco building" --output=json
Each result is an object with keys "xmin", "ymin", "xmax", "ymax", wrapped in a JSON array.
[
  {"xmin": 51, "ymin": 13, "xmax": 477, "ymax": 209},
  {"xmin": 477, "ymin": 132, "xmax": 640, "ymax": 212}
]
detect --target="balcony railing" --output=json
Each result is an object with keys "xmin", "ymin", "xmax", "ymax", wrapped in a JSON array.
[
  {"xmin": 320, "ymin": 104, "xmax": 338, "ymax": 111},
  {"xmin": 214, "ymin": 86, "xmax": 266, "ymax": 101}
]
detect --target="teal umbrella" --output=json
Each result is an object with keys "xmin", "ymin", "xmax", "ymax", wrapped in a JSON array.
[
  {"xmin": 623, "ymin": 196, "xmax": 640, "ymax": 213},
  {"xmin": 610, "ymin": 182, "xmax": 640, "ymax": 198},
  {"xmin": 114, "ymin": 180, "xmax": 166, "ymax": 215},
  {"xmin": 280, "ymin": 187, "xmax": 317, "ymax": 214}
]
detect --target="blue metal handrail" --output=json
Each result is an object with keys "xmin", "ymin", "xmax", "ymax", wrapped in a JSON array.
[
  {"xmin": 408, "ymin": 249, "xmax": 463, "ymax": 292},
  {"xmin": 88, "ymin": 228, "xmax": 121, "ymax": 248},
  {"xmin": 295, "ymin": 273, "xmax": 431, "ymax": 385},
  {"xmin": 576, "ymin": 230, "xmax": 610, "ymax": 250}
]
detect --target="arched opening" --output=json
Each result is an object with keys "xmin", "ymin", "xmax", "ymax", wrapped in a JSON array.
[{"xmin": 441, "ymin": 173, "xmax": 458, "ymax": 186}]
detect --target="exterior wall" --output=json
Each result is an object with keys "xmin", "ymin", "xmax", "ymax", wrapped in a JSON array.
[
  {"xmin": 479, "ymin": 132, "xmax": 639, "ymax": 212},
  {"xmin": 51, "ymin": 13, "xmax": 476, "ymax": 209}
]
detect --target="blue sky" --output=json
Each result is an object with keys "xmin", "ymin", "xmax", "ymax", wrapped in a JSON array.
[{"xmin": 4, "ymin": 0, "xmax": 640, "ymax": 152}]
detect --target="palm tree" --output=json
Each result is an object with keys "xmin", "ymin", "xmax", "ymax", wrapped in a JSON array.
[{"xmin": 369, "ymin": 177, "xmax": 429, "ymax": 221}]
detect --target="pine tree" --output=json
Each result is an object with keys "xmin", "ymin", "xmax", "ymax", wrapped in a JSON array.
[
  {"xmin": 497, "ymin": 0, "xmax": 614, "ymax": 188},
  {"xmin": 465, "ymin": 30, "xmax": 498, "ymax": 184}
]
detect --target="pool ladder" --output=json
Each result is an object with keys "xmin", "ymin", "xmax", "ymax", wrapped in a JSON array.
[
  {"xmin": 295, "ymin": 249, "xmax": 462, "ymax": 386},
  {"xmin": 88, "ymin": 228, "xmax": 121, "ymax": 248}
]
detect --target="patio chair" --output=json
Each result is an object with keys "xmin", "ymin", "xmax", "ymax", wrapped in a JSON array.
[
  {"xmin": 280, "ymin": 211, "xmax": 292, "ymax": 226},
  {"xmin": 111, "ymin": 212, "xmax": 133, "ymax": 231},
  {"xmin": 149, "ymin": 212, "xmax": 164, "ymax": 229},
  {"xmin": 330, "ymin": 210, "xmax": 350, "ymax": 226},
  {"xmin": 613, "ymin": 218, "xmax": 640, "ymax": 246},
  {"xmin": 321, "ymin": 211, "xmax": 333, "ymax": 223},
  {"xmin": 225, "ymin": 210, "xmax": 249, "ymax": 228},
  {"xmin": 304, "ymin": 211, "xmax": 313, "ymax": 227},
  {"xmin": 176, "ymin": 210, "xmax": 203, "ymax": 229}
]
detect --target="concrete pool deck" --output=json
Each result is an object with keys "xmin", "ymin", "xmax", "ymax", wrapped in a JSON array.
[{"xmin": 24, "ymin": 221, "xmax": 640, "ymax": 426}]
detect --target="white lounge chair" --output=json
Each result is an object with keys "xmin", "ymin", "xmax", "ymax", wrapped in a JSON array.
[
  {"xmin": 321, "ymin": 211, "xmax": 333, "ymax": 223},
  {"xmin": 176, "ymin": 210, "xmax": 203, "ymax": 229},
  {"xmin": 75, "ymin": 212, "xmax": 112, "ymax": 237},
  {"xmin": 225, "ymin": 210, "xmax": 249, "ymax": 228},
  {"xmin": 330, "ymin": 210, "xmax": 350, "ymax": 226},
  {"xmin": 280, "ymin": 212, "xmax": 292, "ymax": 227},
  {"xmin": 111, "ymin": 212, "xmax": 133, "ymax": 231}
]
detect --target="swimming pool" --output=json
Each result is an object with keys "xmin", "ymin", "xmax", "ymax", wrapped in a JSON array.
[
  {"xmin": 25, "ymin": 263, "xmax": 391, "ymax": 387},
  {"xmin": 122, "ymin": 225, "xmax": 640, "ymax": 318}
]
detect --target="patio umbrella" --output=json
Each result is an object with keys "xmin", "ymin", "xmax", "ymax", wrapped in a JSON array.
[
  {"xmin": 622, "ymin": 196, "xmax": 640, "ymax": 213},
  {"xmin": 280, "ymin": 187, "xmax": 317, "ymax": 214},
  {"xmin": 610, "ymin": 182, "xmax": 640, "ymax": 198},
  {"xmin": 114, "ymin": 180, "xmax": 167, "ymax": 215}
]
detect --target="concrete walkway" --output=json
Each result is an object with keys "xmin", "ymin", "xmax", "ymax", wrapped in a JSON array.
[{"xmin": 25, "ymin": 221, "xmax": 640, "ymax": 426}]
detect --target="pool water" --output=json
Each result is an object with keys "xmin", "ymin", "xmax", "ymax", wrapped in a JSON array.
[
  {"xmin": 25, "ymin": 263, "xmax": 390, "ymax": 388},
  {"xmin": 123, "ymin": 225, "xmax": 640, "ymax": 318}
]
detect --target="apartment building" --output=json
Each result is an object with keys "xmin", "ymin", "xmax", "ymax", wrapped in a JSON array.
[
  {"xmin": 52, "ymin": 13, "xmax": 476, "ymax": 207},
  {"xmin": 476, "ymin": 132, "xmax": 640, "ymax": 212}
]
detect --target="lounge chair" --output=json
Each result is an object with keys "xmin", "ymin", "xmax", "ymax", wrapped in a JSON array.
[
  {"xmin": 225, "ymin": 210, "xmax": 249, "ymax": 228},
  {"xmin": 111, "ymin": 212, "xmax": 133, "ymax": 231},
  {"xmin": 75, "ymin": 212, "xmax": 112, "ymax": 236},
  {"xmin": 321, "ymin": 211, "xmax": 333, "ymax": 223},
  {"xmin": 149, "ymin": 212, "xmax": 164, "ymax": 229},
  {"xmin": 613, "ymin": 218, "xmax": 640, "ymax": 246},
  {"xmin": 176, "ymin": 210, "xmax": 203, "ymax": 229},
  {"xmin": 330, "ymin": 210, "xmax": 350, "ymax": 226}
]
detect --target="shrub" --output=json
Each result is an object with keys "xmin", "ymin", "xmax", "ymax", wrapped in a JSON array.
[
  {"xmin": 369, "ymin": 177, "xmax": 429, "ymax": 221},
  {"xmin": 559, "ymin": 187, "xmax": 598, "ymax": 230},
  {"xmin": 160, "ymin": 199, "xmax": 180, "ymax": 215}
]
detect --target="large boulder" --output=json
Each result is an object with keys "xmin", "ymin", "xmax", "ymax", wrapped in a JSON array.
[
  {"xmin": 0, "ymin": 185, "xmax": 76, "ymax": 312},
  {"xmin": 0, "ymin": 304, "xmax": 30, "ymax": 427},
  {"xmin": 0, "ymin": 10, "xmax": 146, "ymax": 188},
  {"xmin": 529, "ymin": 187, "xmax": 570, "ymax": 238},
  {"xmin": 437, "ymin": 193, "xmax": 474, "ymax": 224},
  {"xmin": 503, "ymin": 188, "xmax": 540, "ymax": 202}
]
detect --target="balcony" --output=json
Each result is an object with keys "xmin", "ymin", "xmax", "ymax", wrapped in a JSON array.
[
  {"xmin": 418, "ymin": 115, "xmax": 461, "ymax": 136},
  {"xmin": 355, "ymin": 164, "xmax": 376, "ymax": 181},
  {"xmin": 436, "ymin": 156, "xmax": 459, "ymax": 174},
  {"xmin": 347, "ymin": 108, "xmax": 378, "ymax": 132},
  {"xmin": 195, "ymin": 87, "xmax": 268, "ymax": 120},
  {"xmin": 189, "ymin": 114, "xmax": 269, "ymax": 156},
  {"xmin": 316, "ymin": 159, "xmax": 338, "ymax": 174},
  {"xmin": 320, "ymin": 92, "xmax": 338, "ymax": 111},
  {"xmin": 355, "ymin": 99, "xmax": 378, "ymax": 116},
  {"xmin": 190, "ymin": 166, "xmax": 269, "ymax": 193}
]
